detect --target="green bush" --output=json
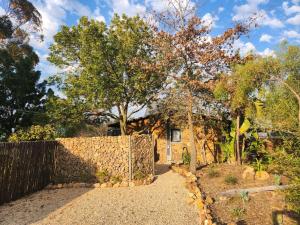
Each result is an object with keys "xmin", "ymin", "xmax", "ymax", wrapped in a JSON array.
[
  {"xmin": 207, "ymin": 168, "xmax": 220, "ymax": 178},
  {"xmin": 8, "ymin": 125, "xmax": 57, "ymax": 142},
  {"xmin": 96, "ymin": 169, "xmax": 110, "ymax": 184},
  {"xmin": 268, "ymin": 138, "xmax": 300, "ymax": 213},
  {"xmin": 110, "ymin": 175, "xmax": 122, "ymax": 184},
  {"xmin": 182, "ymin": 150, "xmax": 191, "ymax": 165},
  {"xmin": 231, "ymin": 207, "xmax": 246, "ymax": 220},
  {"xmin": 224, "ymin": 174, "xmax": 238, "ymax": 185},
  {"xmin": 134, "ymin": 170, "xmax": 146, "ymax": 180}
]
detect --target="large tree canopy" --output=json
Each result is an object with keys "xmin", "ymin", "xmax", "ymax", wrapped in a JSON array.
[
  {"xmin": 0, "ymin": 43, "xmax": 46, "ymax": 139},
  {"xmin": 48, "ymin": 14, "xmax": 165, "ymax": 135}
]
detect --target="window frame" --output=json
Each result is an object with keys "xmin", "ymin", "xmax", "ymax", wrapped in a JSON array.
[{"xmin": 171, "ymin": 128, "xmax": 181, "ymax": 142}]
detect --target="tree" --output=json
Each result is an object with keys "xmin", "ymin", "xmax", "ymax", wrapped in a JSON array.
[
  {"xmin": 48, "ymin": 14, "xmax": 165, "ymax": 135},
  {"xmin": 0, "ymin": 0, "xmax": 45, "ymax": 140},
  {"xmin": 142, "ymin": 0, "xmax": 251, "ymax": 173},
  {"xmin": 0, "ymin": 0, "xmax": 42, "ymax": 45},
  {"xmin": 0, "ymin": 43, "xmax": 47, "ymax": 139}
]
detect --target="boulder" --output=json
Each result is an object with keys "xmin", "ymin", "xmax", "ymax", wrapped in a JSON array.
[
  {"xmin": 186, "ymin": 197, "xmax": 195, "ymax": 205},
  {"xmin": 93, "ymin": 183, "xmax": 100, "ymax": 188},
  {"xmin": 120, "ymin": 181, "xmax": 129, "ymax": 187},
  {"xmin": 100, "ymin": 183, "xmax": 108, "ymax": 188},
  {"xmin": 255, "ymin": 171, "xmax": 270, "ymax": 180},
  {"xmin": 242, "ymin": 166, "xmax": 255, "ymax": 180},
  {"xmin": 205, "ymin": 196, "xmax": 214, "ymax": 205},
  {"xmin": 194, "ymin": 199, "xmax": 204, "ymax": 209},
  {"xmin": 113, "ymin": 183, "xmax": 120, "ymax": 188}
]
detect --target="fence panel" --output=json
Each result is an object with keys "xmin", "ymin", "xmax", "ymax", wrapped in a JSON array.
[
  {"xmin": 0, "ymin": 141, "xmax": 56, "ymax": 205},
  {"xmin": 130, "ymin": 135, "xmax": 154, "ymax": 179}
]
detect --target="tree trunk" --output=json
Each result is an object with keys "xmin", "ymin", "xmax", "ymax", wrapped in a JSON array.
[
  {"xmin": 187, "ymin": 90, "xmax": 197, "ymax": 174},
  {"xmin": 236, "ymin": 113, "xmax": 241, "ymax": 165},
  {"xmin": 119, "ymin": 105, "xmax": 127, "ymax": 136}
]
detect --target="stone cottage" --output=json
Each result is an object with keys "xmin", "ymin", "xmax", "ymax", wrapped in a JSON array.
[{"xmin": 108, "ymin": 114, "xmax": 220, "ymax": 165}]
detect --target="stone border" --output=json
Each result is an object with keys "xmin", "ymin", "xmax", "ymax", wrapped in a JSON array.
[
  {"xmin": 171, "ymin": 165, "xmax": 216, "ymax": 225},
  {"xmin": 45, "ymin": 174, "xmax": 155, "ymax": 190}
]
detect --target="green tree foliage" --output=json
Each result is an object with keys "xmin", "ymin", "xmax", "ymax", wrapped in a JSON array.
[
  {"xmin": 0, "ymin": 42, "xmax": 47, "ymax": 140},
  {"xmin": 8, "ymin": 124, "xmax": 56, "ymax": 142},
  {"xmin": 0, "ymin": 0, "xmax": 46, "ymax": 140},
  {"xmin": 0, "ymin": 0, "xmax": 42, "ymax": 45},
  {"xmin": 48, "ymin": 14, "xmax": 164, "ymax": 135}
]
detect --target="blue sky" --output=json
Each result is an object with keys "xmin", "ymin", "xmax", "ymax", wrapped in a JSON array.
[{"xmin": 1, "ymin": 0, "xmax": 300, "ymax": 80}]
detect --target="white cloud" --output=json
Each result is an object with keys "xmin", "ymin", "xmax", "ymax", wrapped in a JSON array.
[
  {"xmin": 0, "ymin": 6, "xmax": 5, "ymax": 16},
  {"xmin": 259, "ymin": 34, "xmax": 272, "ymax": 42},
  {"xmin": 202, "ymin": 13, "xmax": 219, "ymax": 28},
  {"xmin": 283, "ymin": 30, "xmax": 300, "ymax": 39},
  {"xmin": 110, "ymin": 0, "xmax": 146, "ymax": 17},
  {"xmin": 218, "ymin": 7, "xmax": 224, "ymax": 13},
  {"xmin": 287, "ymin": 13, "xmax": 300, "ymax": 25},
  {"xmin": 233, "ymin": 39, "xmax": 256, "ymax": 56},
  {"xmin": 282, "ymin": 1, "xmax": 300, "ymax": 15},
  {"xmin": 29, "ymin": 0, "xmax": 105, "ymax": 51},
  {"xmin": 146, "ymin": 0, "xmax": 196, "ymax": 13},
  {"xmin": 232, "ymin": 0, "xmax": 284, "ymax": 28},
  {"xmin": 292, "ymin": 0, "xmax": 300, "ymax": 4},
  {"xmin": 259, "ymin": 48, "xmax": 275, "ymax": 57}
]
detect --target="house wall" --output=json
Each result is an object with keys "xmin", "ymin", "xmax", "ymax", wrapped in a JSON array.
[{"xmin": 154, "ymin": 126, "xmax": 218, "ymax": 164}]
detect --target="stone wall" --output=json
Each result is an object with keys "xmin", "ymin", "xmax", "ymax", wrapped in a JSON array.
[{"xmin": 54, "ymin": 135, "xmax": 153, "ymax": 183}]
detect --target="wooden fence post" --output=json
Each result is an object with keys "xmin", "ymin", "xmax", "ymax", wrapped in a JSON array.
[{"xmin": 128, "ymin": 135, "xmax": 132, "ymax": 182}]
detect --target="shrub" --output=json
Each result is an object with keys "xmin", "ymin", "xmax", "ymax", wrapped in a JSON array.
[
  {"xmin": 8, "ymin": 125, "xmax": 57, "ymax": 142},
  {"xmin": 224, "ymin": 174, "xmax": 238, "ymax": 185},
  {"xmin": 96, "ymin": 169, "xmax": 110, "ymax": 184},
  {"xmin": 182, "ymin": 150, "xmax": 191, "ymax": 165},
  {"xmin": 208, "ymin": 168, "xmax": 220, "ymax": 178},
  {"xmin": 134, "ymin": 170, "xmax": 146, "ymax": 180},
  {"xmin": 231, "ymin": 207, "xmax": 245, "ymax": 220},
  {"xmin": 110, "ymin": 175, "xmax": 122, "ymax": 184},
  {"xmin": 240, "ymin": 191, "xmax": 250, "ymax": 205},
  {"xmin": 274, "ymin": 174, "xmax": 282, "ymax": 186}
]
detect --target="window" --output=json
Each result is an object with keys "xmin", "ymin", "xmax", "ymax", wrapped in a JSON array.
[{"xmin": 171, "ymin": 129, "xmax": 181, "ymax": 142}]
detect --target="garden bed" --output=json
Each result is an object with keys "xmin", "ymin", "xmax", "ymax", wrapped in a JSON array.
[{"xmin": 197, "ymin": 164, "xmax": 300, "ymax": 225}]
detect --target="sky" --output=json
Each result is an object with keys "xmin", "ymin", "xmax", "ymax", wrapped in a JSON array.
[{"xmin": 1, "ymin": 0, "xmax": 300, "ymax": 81}]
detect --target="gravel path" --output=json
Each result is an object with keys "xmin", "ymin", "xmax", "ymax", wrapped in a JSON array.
[{"xmin": 0, "ymin": 168, "xmax": 199, "ymax": 225}]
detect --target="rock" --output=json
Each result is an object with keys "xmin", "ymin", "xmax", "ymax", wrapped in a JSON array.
[
  {"xmin": 85, "ymin": 183, "xmax": 93, "ymax": 188},
  {"xmin": 113, "ymin": 183, "xmax": 120, "ymax": 188},
  {"xmin": 242, "ymin": 166, "xmax": 255, "ymax": 180},
  {"xmin": 186, "ymin": 172, "xmax": 193, "ymax": 177},
  {"xmin": 255, "ymin": 171, "xmax": 270, "ymax": 180},
  {"xmin": 186, "ymin": 197, "xmax": 195, "ymax": 205},
  {"xmin": 219, "ymin": 196, "xmax": 229, "ymax": 201},
  {"xmin": 45, "ymin": 184, "xmax": 53, "ymax": 190},
  {"xmin": 57, "ymin": 183, "xmax": 63, "ymax": 189},
  {"xmin": 205, "ymin": 196, "xmax": 214, "ymax": 205},
  {"xmin": 106, "ymin": 182, "xmax": 113, "ymax": 188},
  {"xmin": 120, "ymin": 181, "xmax": 128, "ymax": 187},
  {"xmin": 100, "ymin": 183, "xmax": 108, "ymax": 188},
  {"xmin": 129, "ymin": 182, "xmax": 135, "ymax": 187},
  {"xmin": 195, "ymin": 199, "xmax": 204, "ymax": 209},
  {"xmin": 204, "ymin": 219, "xmax": 213, "ymax": 225},
  {"xmin": 134, "ymin": 180, "xmax": 143, "ymax": 186},
  {"xmin": 93, "ymin": 183, "xmax": 100, "ymax": 188},
  {"xmin": 188, "ymin": 192, "xmax": 196, "ymax": 199}
]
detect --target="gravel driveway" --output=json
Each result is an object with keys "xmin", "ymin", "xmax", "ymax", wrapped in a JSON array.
[{"xmin": 0, "ymin": 166, "xmax": 199, "ymax": 225}]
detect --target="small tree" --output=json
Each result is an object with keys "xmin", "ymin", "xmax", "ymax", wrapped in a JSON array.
[
  {"xmin": 142, "ymin": 0, "xmax": 251, "ymax": 173},
  {"xmin": 48, "ymin": 14, "xmax": 165, "ymax": 135}
]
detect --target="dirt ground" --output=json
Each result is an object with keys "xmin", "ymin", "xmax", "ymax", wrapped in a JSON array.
[
  {"xmin": 0, "ymin": 166, "xmax": 199, "ymax": 225},
  {"xmin": 197, "ymin": 164, "xmax": 300, "ymax": 225}
]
